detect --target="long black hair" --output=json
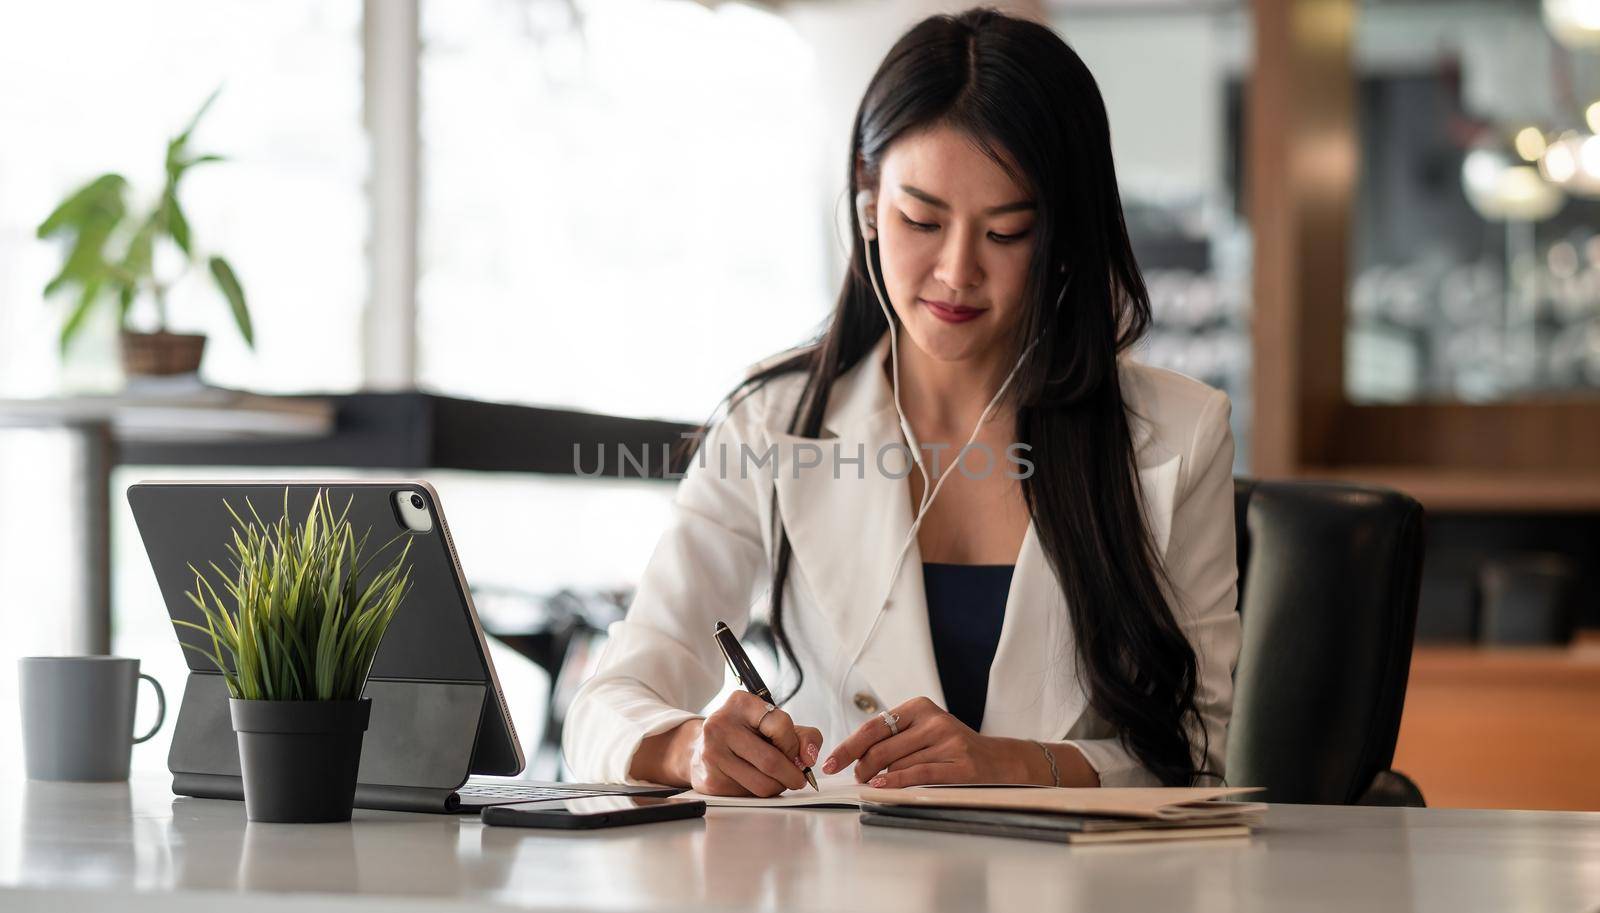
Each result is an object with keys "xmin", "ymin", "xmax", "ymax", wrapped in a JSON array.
[{"xmin": 690, "ymin": 8, "xmax": 1209, "ymax": 786}]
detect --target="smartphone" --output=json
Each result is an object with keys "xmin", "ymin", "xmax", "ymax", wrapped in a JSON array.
[{"xmin": 481, "ymin": 795, "xmax": 707, "ymax": 830}]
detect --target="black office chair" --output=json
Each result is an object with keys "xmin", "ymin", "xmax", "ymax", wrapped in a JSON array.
[{"xmin": 1227, "ymin": 478, "xmax": 1427, "ymax": 806}]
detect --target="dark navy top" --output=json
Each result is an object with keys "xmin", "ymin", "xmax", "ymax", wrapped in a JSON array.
[{"xmin": 922, "ymin": 562, "xmax": 1015, "ymax": 733}]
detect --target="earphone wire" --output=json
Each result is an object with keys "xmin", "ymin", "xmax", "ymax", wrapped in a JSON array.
[
  {"xmin": 840, "ymin": 227, "xmax": 1049, "ymax": 712},
  {"xmin": 690, "ymin": 206, "xmax": 1064, "ymax": 713},
  {"xmin": 866, "ymin": 237, "xmax": 933, "ymax": 513}
]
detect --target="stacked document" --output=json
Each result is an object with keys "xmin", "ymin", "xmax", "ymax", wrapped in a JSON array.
[
  {"xmin": 683, "ymin": 784, "xmax": 1265, "ymax": 845},
  {"xmin": 858, "ymin": 785, "xmax": 1266, "ymax": 845}
]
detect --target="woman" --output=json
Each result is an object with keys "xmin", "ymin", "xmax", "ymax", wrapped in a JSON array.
[{"xmin": 563, "ymin": 8, "xmax": 1239, "ymax": 795}]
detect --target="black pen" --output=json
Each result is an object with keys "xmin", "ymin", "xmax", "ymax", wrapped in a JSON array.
[{"xmin": 713, "ymin": 620, "xmax": 819, "ymax": 791}]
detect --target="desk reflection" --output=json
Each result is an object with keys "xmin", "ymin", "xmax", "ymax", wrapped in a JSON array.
[
  {"xmin": 8, "ymin": 778, "xmax": 1458, "ymax": 913},
  {"xmin": 19, "ymin": 781, "xmax": 142, "ymax": 887},
  {"xmin": 477, "ymin": 806, "xmax": 961, "ymax": 911},
  {"xmin": 163, "ymin": 794, "xmax": 507, "ymax": 896}
]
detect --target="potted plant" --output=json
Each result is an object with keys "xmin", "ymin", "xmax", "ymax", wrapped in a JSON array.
[
  {"xmin": 35, "ymin": 89, "xmax": 253, "ymax": 379},
  {"xmin": 175, "ymin": 489, "xmax": 414, "ymax": 823}
]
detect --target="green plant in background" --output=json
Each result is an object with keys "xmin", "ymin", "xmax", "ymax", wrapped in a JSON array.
[
  {"xmin": 35, "ymin": 88, "xmax": 253, "ymax": 354},
  {"xmin": 176, "ymin": 490, "xmax": 415, "ymax": 702}
]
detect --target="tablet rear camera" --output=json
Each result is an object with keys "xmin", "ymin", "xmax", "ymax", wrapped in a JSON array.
[{"xmin": 395, "ymin": 490, "xmax": 434, "ymax": 534}]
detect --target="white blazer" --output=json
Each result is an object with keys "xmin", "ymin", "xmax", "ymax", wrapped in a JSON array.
[{"xmin": 563, "ymin": 332, "xmax": 1241, "ymax": 787}]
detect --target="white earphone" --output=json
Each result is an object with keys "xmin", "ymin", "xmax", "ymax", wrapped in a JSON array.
[
  {"xmin": 855, "ymin": 189, "xmax": 879, "ymax": 242},
  {"xmin": 835, "ymin": 189, "xmax": 1064, "ymax": 713}
]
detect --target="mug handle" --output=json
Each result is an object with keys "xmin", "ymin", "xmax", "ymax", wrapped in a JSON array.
[{"xmin": 133, "ymin": 673, "xmax": 166, "ymax": 744}]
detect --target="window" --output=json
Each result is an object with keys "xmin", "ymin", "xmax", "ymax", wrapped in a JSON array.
[
  {"xmin": 0, "ymin": 0, "xmax": 367, "ymax": 397},
  {"xmin": 0, "ymin": 0, "xmax": 366, "ymax": 777},
  {"xmin": 418, "ymin": 0, "xmax": 831, "ymax": 421}
]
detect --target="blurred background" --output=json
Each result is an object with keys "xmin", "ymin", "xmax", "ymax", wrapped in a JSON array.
[{"xmin": 1, "ymin": 0, "xmax": 1596, "ymax": 809}]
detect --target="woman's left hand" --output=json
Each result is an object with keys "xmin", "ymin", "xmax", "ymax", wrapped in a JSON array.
[{"xmin": 819, "ymin": 696, "xmax": 1042, "ymax": 788}]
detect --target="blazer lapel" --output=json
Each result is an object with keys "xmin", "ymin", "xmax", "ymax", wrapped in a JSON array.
[
  {"xmin": 768, "ymin": 336, "xmax": 947, "ymax": 711},
  {"xmin": 767, "ymin": 335, "xmax": 1182, "ymax": 735},
  {"xmin": 981, "ymin": 445, "xmax": 1182, "ymax": 739}
]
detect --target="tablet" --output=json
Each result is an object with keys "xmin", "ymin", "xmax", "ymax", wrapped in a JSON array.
[{"xmin": 129, "ymin": 480, "xmax": 526, "ymax": 809}]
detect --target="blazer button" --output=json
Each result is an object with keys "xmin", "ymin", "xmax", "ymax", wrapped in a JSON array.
[{"xmin": 853, "ymin": 692, "xmax": 879, "ymax": 713}]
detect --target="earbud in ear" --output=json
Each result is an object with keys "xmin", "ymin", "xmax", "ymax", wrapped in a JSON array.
[{"xmin": 854, "ymin": 190, "xmax": 877, "ymax": 242}]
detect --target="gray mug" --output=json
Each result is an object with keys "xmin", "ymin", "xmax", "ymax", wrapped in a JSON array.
[{"xmin": 19, "ymin": 656, "xmax": 166, "ymax": 781}]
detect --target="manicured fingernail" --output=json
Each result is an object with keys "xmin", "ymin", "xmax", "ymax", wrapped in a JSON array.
[
  {"xmin": 822, "ymin": 759, "xmax": 838, "ymax": 774},
  {"xmin": 807, "ymin": 743, "xmax": 819, "ymax": 761},
  {"xmin": 793, "ymin": 755, "xmax": 804, "ymax": 768},
  {"xmin": 869, "ymin": 777, "xmax": 887, "ymax": 788}
]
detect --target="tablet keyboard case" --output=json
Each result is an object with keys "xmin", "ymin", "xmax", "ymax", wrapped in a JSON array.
[{"xmin": 128, "ymin": 482, "xmax": 522, "ymax": 813}]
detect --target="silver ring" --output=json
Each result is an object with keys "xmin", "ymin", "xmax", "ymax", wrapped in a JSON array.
[
  {"xmin": 758, "ymin": 702, "xmax": 777, "ymax": 728},
  {"xmin": 879, "ymin": 709, "xmax": 900, "ymax": 736}
]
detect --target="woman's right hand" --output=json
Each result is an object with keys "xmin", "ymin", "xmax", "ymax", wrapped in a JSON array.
[{"xmin": 683, "ymin": 691, "xmax": 822, "ymax": 797}]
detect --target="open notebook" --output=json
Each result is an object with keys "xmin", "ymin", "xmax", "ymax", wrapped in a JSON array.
[{"xmin": 680, "ymin": 782, "xmax": 877, "ymax": 809}]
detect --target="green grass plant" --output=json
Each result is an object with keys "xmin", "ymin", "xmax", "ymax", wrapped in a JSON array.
[{"xmin": 175, "ymin": 488, "xmax": 414, "ymax": 702}]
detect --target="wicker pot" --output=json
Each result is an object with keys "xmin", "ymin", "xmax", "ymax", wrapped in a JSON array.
[{"xmin": 120, "ymin": 331, "xmax": 207, "ymax": 377}]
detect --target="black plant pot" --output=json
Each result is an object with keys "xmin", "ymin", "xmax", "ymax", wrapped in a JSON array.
[{"xmin": 229, "ymin": 698, "xmax": 371, "ymax": 823}]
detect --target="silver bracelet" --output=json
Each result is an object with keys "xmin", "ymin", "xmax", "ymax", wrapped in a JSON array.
[{"xmin": 1033, "ymin": 740, "xmax": 1060, "ymax": 787}]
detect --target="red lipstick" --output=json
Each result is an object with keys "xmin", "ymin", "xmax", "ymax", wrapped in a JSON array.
[{"xmin": 919, "ymin": 298, "xmax": 985, "ymax": 324}]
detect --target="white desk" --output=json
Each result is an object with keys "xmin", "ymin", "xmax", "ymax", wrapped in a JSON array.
[{"xmin": 4, "ymin": 775, "xmax": 1599, "ymax": 913}]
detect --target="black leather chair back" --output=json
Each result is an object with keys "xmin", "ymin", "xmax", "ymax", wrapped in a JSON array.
[{"xmin": 1226, "ymin": 479, "xmax": 1425, "ymax": 804}]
